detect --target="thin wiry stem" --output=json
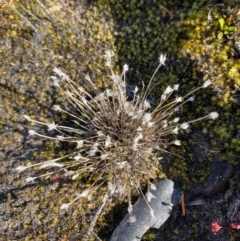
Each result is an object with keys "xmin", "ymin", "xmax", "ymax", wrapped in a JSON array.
[{"xmin": 140, "ymin": 62, "xmax": 163, "ymax": 107}]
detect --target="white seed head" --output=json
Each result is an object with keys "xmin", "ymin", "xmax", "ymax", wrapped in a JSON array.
[
  {"xmin": 97, "ymin": 131, "xmax": 104, "ymax": 137},
  {"xmin": 56, "ymin": 135, "xmax": 65, "ymax": 141},
  {"xmin": 53, "ymin": 105, "xmax": 62, "ymax": 111},
  {"xmin": 174, "ymin": 140, "xmax": 181, "ymax": 146},
  {"xmin": 180, "ymin": 123, "xmax": 189, "ymax": 130},
  {"xmin": 104, "ymin": 50, "xmax": 113, "ymax": 60},
  {"xmin": 146, "ymin": 191, "xmax": 156, "ymax": 202},
  {"xmin": 60, "ymin": 203, "xmax": 70, "ymax": 211},
  {"xmin": 84, "ymin": 74, "xmax": 91, "ymax": 82},
  {"xmin": 133, "ymin": 86, "xmax": 138, "ymax": 93},
  {"xmin": 116, "ymin": 161, "xmax": 127, "ymax": 169},
  {"xmin": 72, "ymin": 173, "xmax": 80, "ymax": 180},
  {"xmin": 78, "ymin": 86, "xmax": 84, "ymax": 93},
  {"xmin": 105, "ymin": 89, "xmax": 112, "ymax": 97},
  {"xmin": 128, "ymin": 204, "xmax": 133, "ymax": 214},
  {"xmin": 164, "ymin": 85, "xmax": 173, "ymax": 95},
  {"xmin": 173, "ymin": 117, "xmax": 180, "ymax": 123},
  {"xmin": 76, "ymin": 140, "xmax": 84, "ymax": 149},
  {"xmin": 50, "ymin": 76, "xmax": 58, "ymax": 82},
  {"xmin": 81, "ymin": 96, "xmax": 87, "ymax": 105},
  {"xmin": 108, "ymin": 182, "xmax": 115, "ymax": 194},
  {"xmin": 23, "ymin": 114, "xmax": 31, "ymax": 121},
  {"xmin": 150, "ymin": 182, "xmax": 157, "ymax": 190},
  {"xmin": 25, "ymin": 177, "xmax": 37, "ymax": 183},
  {"xmin": 143, "ymin": 100, "xmax": 151, "ymax": 109},
  {"xmin": 100, "ymin": 154, "xmax": 107, "ymax": 160},
  {"xmin": 47, "ymin": 122, "xmax": 58, "ymax": 131},
  {"xmin": 132, "ymin": 132, "xmax": 143, "ymax": 151},
  {"xmin": 142, "ymin": 113, "xmax": 152, "ymax": 124},
  {"xmin": 132, "ymin": 110, "xmax": 144, "ymax": 120},
  {"xmin": 73, "ymin": 154, "xmax": 82, "ymax": 161},
  {"xmin": 161, "ymin": 120, "xmax": 168, "ymax": 128},
  {"xmin": 51, "ymin": 76, "xmax": 60, "ymax": 87},
  {"xmin": 123, "ymin": 63, "xmax": 129, "ymax": 73},
  {"xmin": 172, "ymin": 127, "xmax": 179, "ymax": 134},
  {"xmin": 105, "ymin": 135, "xmax": 111, "ymax": 148},
  {"xmin": 147, "ymin": 121, "xmax": 155, "ymax": 128},
  {"xmin": 159, "ymin": 54, "xmax": 167, "ymax": 65},
  {"xmin": 63, "ymin": 170, "xmax": 75, "ymax": 176},
  {"xmin": 53, "ymin": 67, "xmax": 66, "ymax": 79},
  {"xmin": 77, "ymin": 189, "xmax": 89, "ymax": 198},
  {"xmin": 65, "ymin": 90, "xmax": 74, "ymax": 98},
  {"xmin": 173, "ymin": 84, "xmax": 179, "ymax": 90},
  {"xmin": 208, "ymin": 112, "xmax": 219, "ymax": 119},
  {"xmin": 88, "ymin": 148, "xmax": 97, "ymax": 156},
  {"xmin": 202, "ymin": 80, "xmax": 212, "ymax": 88},
  {"xmin": 175, "ymin": 96, "xmax": 183, "ymax": 103},
  {"xmin": 136, "ymin": 126, "xmax": 143, "ymax": 131},
  {"xmin": 87, "ymin": 194, "xmax": 92, "ymax": 201},
  {"xmin": 14, "ymin": 165, "xmax": 28, "ymax": 172},
  {"xmin": 187, "ymin": 96, "xmax": 195, "ymax": 102},
  {"xmin": 133, "ymin": 133, "xmax": 143, "ymax": 143},
  {"xmin": 161, "ymin": 94, "xmax": 166, "ymax": 100},
  {"xmin": 28, "ymin": 130, "xmax": 37, "ymax": 136}
]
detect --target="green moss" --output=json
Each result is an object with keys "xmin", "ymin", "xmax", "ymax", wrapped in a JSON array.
[
  {"xmin": 142, "ymin": 229, "xmax": 157, "ymax": 241},
  {"xmin": 231, "ymin": 138, "xmax": 240, "ymax": 152}
]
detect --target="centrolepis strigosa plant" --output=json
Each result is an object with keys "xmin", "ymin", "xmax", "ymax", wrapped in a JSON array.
[{"xmin": 16, "ymin": 50, "xmax": 218, "ymax": 239}]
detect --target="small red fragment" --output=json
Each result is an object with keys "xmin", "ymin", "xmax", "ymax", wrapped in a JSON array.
[
  {"xmin": 211, "ymin": 221, "xmax": 222, "ymax": 233},
  {"xmin": 51, "ymin": 174, "xmax": 68, "ymax": 183},
  {"xmin": 230, "ymin": 223, "xmax": 240, "ymax": 230}
]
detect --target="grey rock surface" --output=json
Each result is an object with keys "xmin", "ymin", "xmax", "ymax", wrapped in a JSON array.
[{"xmin": 110, "ymin": 179, "xmax": 181, "ymax": 241}]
